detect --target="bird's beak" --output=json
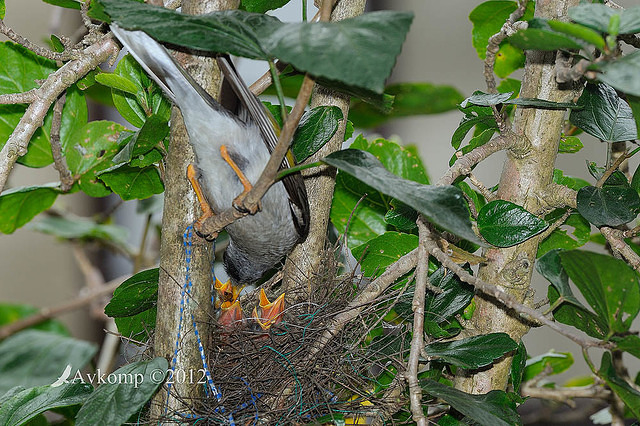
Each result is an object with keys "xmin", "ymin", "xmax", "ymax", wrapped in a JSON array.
[
  {"xmin": 252, "ymin": 289, "xmax": 285, "ymax": 330},
  {"xmin": 218, "ymin": 299, "xmax": 244, "ymax": 328},
  {"xmin": 214, "ymin": 278, "xmax": 242, "ymax": 308}
]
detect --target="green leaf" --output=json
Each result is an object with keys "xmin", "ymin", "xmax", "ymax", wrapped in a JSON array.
[
  {"xmin": 523, "ymin": 351, "xmax": 574, "ymax": 382},
  {"xmin": 0, "ymin": 184, "xmax": 59, "ymax": 234},
  {"xmin": 421, "ymin": 380, "xmax": 522, "ymax": 426},
  {"xmin": 0, "ymin": 382, "xmax": 92, "ymax": 426},
  {"xmin": 29, "ymin": 215, "xmax": 129, "ymax": 247},
  {"xmin": 112, "ymin": 114, "xmax": 169, "ymax": 163},
  {"xmin": 536, "ymin": 249, "xmax": 582, "ymax": 307},
  {"xmin": 469, "ymin": 0, "xmax": 518, "ymax": 59},
  {"xmin": 627, "ymin": 95, "xmax": 640, "ymax": 139},
  {"xmin": 98, "ymin": 164, "xmax": 164, "ymax": 200},
  {"xmin": 61, "ymin": 85, "xmax": 89, "ymax": 152},
  {"xmin": 0, "ymin": 43, "xmax": 58, "ymax": 168},
  {"xmin": 577, "ymin": 185, "xmax": 640, "ymax": 227},
  {"xmin": 510, "ymin": 341, "xmax": 527, "ymax": 393},
  {"xmin": 111, "ymin": 55, "xmax": 171, "ymax": 128},
  {"xmin": 537, "ymin": 211, "xmax": 591, "ymax": 256},
  {"xmin": 560, "ymin": 250, "xmax": 640, "ymax": 334},
  {"xmin": 570, "ymin": 83, "xmax": 637, "ymax": 142},
  {"xmin": 0, "ymin": 330, "xmax": 97, "ymax": 394},
  {"xmin": 351, "ymin": 232, "xmax": 417, "ymax": 278},
  {"xmin": 553, "ymin": 169, "xmax": 590, "ymax": 191},
  {"xmin": 105, "ymin": 269, "xmax": 158, "ymax": 318},
  {"xmin": 424, "ymin": 333, "xmax": 518, "ymax": 370},
  {"xmin": 548, "ymin": 285, "xmax": 608, "ymax": 339},
  {"xmin": 558, "ymin": 135, "xmax": 583, "ymax": 153},
  {"xmin": 547, "ymin": 19, "xmax": 606, "ymax": 51},
  {"xmin": 569, "ymin": 4, "xmax": 640, "ymax": 35},
  {"xmin": 0, "ymin": 0, "xmax": 4, "ymax": 19},
  {"xmin": 65, "ymin": 120, "xmax": 125, "ymax": 175},
  {"xmin": 114, "ymin": 308, "xmax": 156, "ymax": 342},
  {"xmin": 0, "ymin": 303, "xmax": 68, "ymax": 336},
  {"xmin": 494, "ymin": 43, "xmax": 525, "ymax": 78},
  {"xmin": 451, "ymin": 105, "xmax": 496, "ymax": 150},
  {"xmin": 42, "ymin": 0, "xmax": 82, "ymax": 10},
  {"xmin": 508, "ymin": 27, "xmax": 585, "ymax": 51},
  {"xmin": 598, "ymin": 352, "xmax": 640, "ymax": 418},
  {"xmin": 460, "ymin": 91, "xmax": 513, "ymax": 108},
  {"xmin": 99, "ymin": 1, "xmax": 412, "ymax": 94},
  {"xmin": 596, "ymin": 51, "xmax": 640, "ymax": 97},
  {"xmin": 75, "ymin": 358, "xmax": 168, "ymax": 425},
  {"xmin": 94, "ymin": 72, "xmax": 139, "ymax": 94},
  {"xmin": 384, "ymin": 200, "xmax": 418, "ymax": 232},
  {"xmin": 325, "ymin": 149, "xmax": 479, "ymax": 244},
  {"xmin": 240, "ymin": 0, "xmax": 290, "ymax": 13},
  {"xmin": 612, "ymin": 335, "xmax": 640, "ymax": 359},
  {"xmin": 462, "ymin": 91, "xmax": 579, "ymax": 109},
  {"xmin": 349, "ymin": 82, "xmax": 464, "ymax": 128},
  {"xmin": 291, "ymin": 106, "xmax": 342, "ymax": 163},
  {"xmin": 477, "ymin": 200, "xmax": 548, "ymax": 247},
  {"xmin": 508, "ymin": 97, "xmax": 580, "ymax": 109}
]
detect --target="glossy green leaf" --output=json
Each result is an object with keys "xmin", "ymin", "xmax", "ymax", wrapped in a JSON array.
[
  {"xmin": 598, "ymin": 352, "xmax": 640, "ymax": 418},
  {"xmin": 596, "ymin": 51, "xmax": 640, "ymax": 97},
  {"xmin": 523, "ymin": 351, "xmax": 574, "ymax": 382},
  {"xmin": 65, "ymin": 120, "xmax": 125, "ymax": 176},
  {"xmin": 0, "ymin": 42, "xmax": 58, "ymax": 168},
  {"xmin": 0, "ymin": 0, "xmax": 4, "ymax": 19},
  {"xmin": 460, "ymin": 91, "xmax": 512, "ymax": 108},
  {"xmin": 325, "ymin": 149, "xmax": 479, "ymax": 244},
  {"xmin": 477, "ymin": 200, "xmax": 548, "ymax": 247},
  {"xmin": 94, "ymin": 72, "xmax": 139, "ymax": 94},
  {"xmin": 0, "ymin": 184, "xmax": 59, "ymax": 234},
  {"xmin": 240, "ymin": 0, "xmax": 290, "ymax": 13},
  {"xmin": 0, "ymin": 330, "xmax": 97, "ymax": 394},
  {"xmin": 0, "ymin": 382, "xmax": 92, "ymax": 426},
  {"xmin": 558, "ymin": 135, "xmax": 583, "ymax": 153},
  {"xmin": 510, "ymin": 341, "xmax": 527, "ymax": 393},
  {"xmin": 548, "ymin": 285, "xmax": 608, "ymax": 339},
  {"xmin": 553, "ymin": 169, "xmax": 590, "ymax": 191},
  {"xmin": 570, "ymin": 83, "xmax": 637, "ymax": 142},
  {"xmin": 29, "ymin": 215, "xmax": 129, "ymax": 247},
  {"xmin": 291, "ymin": 106, "xmax": 342, "ymax": 162},
  {"xmin": 114, "ymin": 308, "xmax": 156, "ymax": 342},
  {"xmin": 330, "ymin": 137, "xmax": 427, "ymax": 248},
  {"xmin": 537, "ymin": 211, "xmax": 591, "ymax": 256},
  {"xmin": 75, "ymin": 357, "xmax": 168, "ymax": 426},
  {"xmin": 547, "ymin": 19, "xmax": 606, "ymax": 50},
  {"xmin": 508, "ymin": 97, "xmax": 579, "ymax": 109},
  {"xmin": 494, "ymin": 43, "xmax": 525, "ymax": 78},
  {"xmin": 98, "ymin": 164, "xmax": 164, "ymax": 200},
  {"xmin": 111, "ymin": 55, "xmax": 171, "ymax": 128},
  {"xmin": 576, "ymin": 185, "xmax": 640, "ymax": 227},
  {"xmin": 612, "ymin": 335, "xmax": 640, "ymax": 359},
  {"xmin": 536, "ymin": 249, "xmax": 582, "ymax": 307},
  {"xmin": 351, "ymin": 232, "xmax": 417, "ymax": 278},
  {"xmin": 451, "ymin": 105, "xmax": 496, "ymax": 150},
  {"xmin": 421, "ymin": 380, "xmax": 521, "ymax": 426},
  {"xmin": 105, "ymin": 269, "xmax": 159, "ymax": 318},
  {"xmin": 424, "ymin": 333, "xmax": 518, "ymax": 370},
  {"xmin": 112, "ymin": 114, "xmax": 169, "ymax": 164},
  {"xmin": 42, "ymin": 0, "xmax": 82, "ymax": 9},
  {"xmin": 60, "ymin": 85, "xmax": 88, "ymax": 152},
  {"xmin": 98, "ymin": 1, "xmax": 412, "ymax": 94},
  {"xmin": 349, "ymin": 82, "xmax": 464, "ymax": 128},
  {"xmin": 0, "ymin": 303, "xmax": 68, "ymax": 336},
  {"xmin": 384, "ymin": 200, "xmax": 418, "ymax": 231},
  {"xmin": 509, "ymin": 27, "xmax": 585, "ymax": 51},
  {"xmin": 462, "ymin": 91, "xmax": 579, "ymax": 109},
  {"xmin": 470, "ymin": 1, "xmax": 521, "ymax": 59},
  {"xmin": 560, "ymin": 250, "xmax": 640, "ymax": 334},
  {"xmin": 569, "ymin": 4, "xmax": 640, "ymax": 35}
]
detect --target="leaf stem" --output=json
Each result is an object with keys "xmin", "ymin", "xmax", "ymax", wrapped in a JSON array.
[
  {"xmin": 269, "ymin": 59, "xmax": 288, "ymax": 122},
  {"xmin": 276, "ymin": 161, "xmax": 323, "ymax": 180}
]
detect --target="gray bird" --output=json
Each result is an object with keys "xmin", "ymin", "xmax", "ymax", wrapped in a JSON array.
[{"xmin": 110, "ymin": 24, "xmax": 309, "ymax": 286}]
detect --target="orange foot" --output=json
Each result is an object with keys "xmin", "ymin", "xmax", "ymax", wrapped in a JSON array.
[
  {"xmin": 252, "ymin": 288, "xmax": 285, "ymax": 330},
  {"xmin": 187, "ymin": 164, "xmax": 217, "ymax": 241},
  {"xmin": 220, "ymin": 145, "xmax": 261, "ymax": 214}
]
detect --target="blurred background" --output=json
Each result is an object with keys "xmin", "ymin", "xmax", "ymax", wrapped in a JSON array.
[{"xmin": 1, "ymin": 1, "xmax": 640, "ymax": 422}]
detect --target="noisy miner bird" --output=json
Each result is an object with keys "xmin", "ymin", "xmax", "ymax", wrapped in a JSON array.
[{"xmin": 111, "ymin": 25, "xmax": 309, "ymax": 327}]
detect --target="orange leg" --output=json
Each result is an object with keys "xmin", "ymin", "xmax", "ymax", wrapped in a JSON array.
[
  {"xmin": 220, "ymin": 145, "xmax": 261, "ymax": 214},
  {"xmin": 187, "ymin": 164, "xmax": 216, "ymax": 240}
]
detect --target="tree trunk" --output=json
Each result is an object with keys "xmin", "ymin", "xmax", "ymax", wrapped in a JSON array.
[
  {"xmin": 151, "ymin": 0, "xmax": 239, "ymax": 418},
  {"xmin": 454, "ymin": 0, "xmax": 581, "ymax": 393}
]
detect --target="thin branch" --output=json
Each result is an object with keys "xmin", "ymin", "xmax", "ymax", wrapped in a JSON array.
[
  {"xmin": 0, "ymin": 19, "xmax": 80, "ymax": 61},
  {"xmin": 0, "ymin": 275, "xmax": 128, "ymax": 339},
  {"xmin": 522, "ymin": 382, "xmax": 611, "ymax": 406},
  {"xmin": 468, "ymin": 172, "xmax": 496, "ymax": 202},
  {"xmin": 555, "ymin": 51, "xmax": 591, "ymax": 84},
  {"xmin": 438, "ymin": 135, "xmax": 514, "ymax": 186},
  {"xmin": 601, "ymin": 226, "xmax": 640, "ymax": 271},
  {"xmin": 421, "ymin": 223, "xmax": 613, "ymax": 350},
  {"xmin": 537, "ymin": 208, "xmax": 571, "ymax": 241},
  {"xmin": 596, "ymin": 150, "xmax": 630, "ymax": 187},
  {"xmin": 0, "ymin": 89, "xmax": 37, "ymax": 104},
  {"xmin": 0, "ymin": 36, "xmax": 120, "ymax": 194},
  {"xmin": 50, "ymin": 93, "xmax": 74, "ymax": 191},
  {"xmin": 407, "ymin": 219, "xmax": 429, "ymax": 426}
]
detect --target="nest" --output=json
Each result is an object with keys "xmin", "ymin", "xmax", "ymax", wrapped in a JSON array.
[{"xmin": 162, "ymin": 249, "xmax": 414, "ymax": 425}]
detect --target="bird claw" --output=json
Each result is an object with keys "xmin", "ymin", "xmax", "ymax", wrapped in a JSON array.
[{"xmin": 232, "ymin": 195, "xmax": 261, "ymax": 215}]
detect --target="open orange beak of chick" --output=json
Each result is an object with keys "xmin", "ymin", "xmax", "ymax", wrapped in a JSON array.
[
  {"xmin": 252, "ymin": 288, "xmax": 285, "ymax": 330},
  {"xmin": 215, "ymin": 278, "xmax": 244, "ymax": 328}
]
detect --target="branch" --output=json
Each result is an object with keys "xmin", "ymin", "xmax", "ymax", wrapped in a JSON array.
[
  {"xmin": 50, "ymin": 94, "xmax": 74, "ymax": 191},
  {"xmin": 0, "ymin": 89, "xmax": 37, "ymax": 104},
  {"xmin": 437, "ymin": 135, "xmax": 514, "ymax": 186},
  {"xmin": 406, "ymin": 220, "xmax": 429, "ymax": 426},
  {"xmin": 0, "ymin": 274, "xmax": 127, "ymax": 340},
  {"xmin": 0, "ymin": 36, "xmax": 119, "ymax": 194},
  {"xmin": 522, "ymin": 382, "xmax": 611, "ymax": 406},
  {"xmin": 421, "ymin": 223, "xmax": 612, "ymax": 350},
  {"xmin": 601, "ymin": 227, "xmax": 640, "ymax": 271},
  {"xmin": 0, "ymin": 19, "xmax": 80, "ymax": 61}
]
